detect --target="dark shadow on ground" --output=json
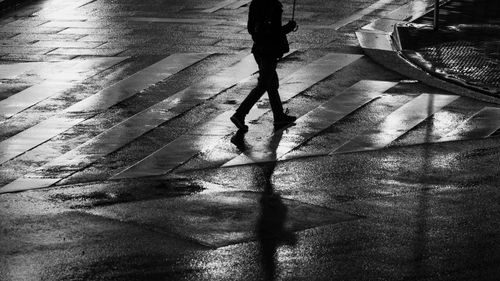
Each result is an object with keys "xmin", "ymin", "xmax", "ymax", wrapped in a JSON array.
[{"xmin": 231, "ymin": 127, "xmax": 297, "ymax": 280}]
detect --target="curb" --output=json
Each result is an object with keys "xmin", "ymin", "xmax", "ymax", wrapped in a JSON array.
[
  {"xmin": 394, "ymin": 23, "xmax": 500, "ymax": 101},
  {"xmin": 355, "ymin": 0, "xmax": 500, "ymax": 105}
]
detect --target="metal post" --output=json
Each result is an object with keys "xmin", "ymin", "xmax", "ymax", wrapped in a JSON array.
[{"xmin": 433, "ymin": 0, "xmax": 439, "ymax": 30}]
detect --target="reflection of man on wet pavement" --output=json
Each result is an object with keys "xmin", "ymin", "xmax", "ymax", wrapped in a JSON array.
[
  {"xmin": 257, "ymin": 178, "xmax": 297, "ymax": 281},
  {"xmin": 232, "ymin": 128, "xmax": 297, "ymax": 281},
  {"xmin": 231, "ymin": 0, "xmax": 298, "ymax": 131}
]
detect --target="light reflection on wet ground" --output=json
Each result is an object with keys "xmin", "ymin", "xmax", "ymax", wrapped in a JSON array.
[{"xmin": 1, "ymin": 0, "xmax": 500, "ymax": 279}]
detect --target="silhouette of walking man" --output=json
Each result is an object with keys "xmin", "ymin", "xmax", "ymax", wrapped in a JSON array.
[{"xmin": 231, "ymin": 0, "xmax": 298, "ymax": 131}]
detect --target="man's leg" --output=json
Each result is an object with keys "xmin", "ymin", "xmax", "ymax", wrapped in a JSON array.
[
  {"xmin": 266, "ymin": 70, "xmax": 284, "ymax": 119},
  {"xmin": 236, "ymin": 85, "xmax": 266, "ymax": 117},
  {"xmin": 266, "ymin": 62, "xmax": 296, "ymax": 126},
  {"xmin": 232, "ymin": 54, "xmax": 273, "ymax": 130}
]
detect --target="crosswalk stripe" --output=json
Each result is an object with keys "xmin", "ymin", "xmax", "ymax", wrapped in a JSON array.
[
  {"xmin": 25, "ymin": 52, "xmax": 255, "ymax": 177},
  {"xmin": 34, "ymin": 0, "xmax": 95, "ymax": 16},
  {"xmin": 0, "ymin": 53, "xmax": 210, "ymax": 165},
  {"xmin": 0, "ymin": 62, "xmax": 45, "ymax": 79},
  {"xmin": 36, "ymin": 57, "xmax": 128, "ymax": 82},
  {"xmin": 0, "ymin": 178, "xmax": 60, "ymax": 194},
  {"xmin": 51, "ymin": 51, "xmax": 297, "ymax": 179},
  {"xmin": 203, "ymin": 0, "xmax": 240, "ymax": 13},
  {"xmin": 0, "ymin": 60, "xmax": 87, "ymax": 81},
  {"xmin": 113, "ymin": 53, "xmax": 363, "ymax": 179},
  {"xmin": 0, "ymin": 51, "xmax": 288, "ymax": 192},
  {"xmin": 0, "ymin": 57, "xmax": 128, "ymax": 118},
  {"xmin": 246, "ymin": 53, "xmax": 363, "ymax": 122},
  {"xmin": 0, "ymin": 115, "xmax": 90, "ymax": 166},
  {"xmin": 0, "ymin": 82, "xmax": 72, "ymax": 118},
  {"xmin": 128, "ymin": 17, "xmax": 226, "ymax": 25},
  {"xmin": 0, "ymin": 51, "xmax": 258, "ymax": 191},
  {"xmin": 63, "ymin": 53, "xmax": 210, "ymax": 113},
  {"xmin": 437, "ymin": 107, "xmax": 500, "ymax": 142},
  {"xmin": 112, "ymin": 112, "xmax": 235, "ymax": 179},
  {"xmin": 224, "ymin": 80, "xmax": 398, "ymax": 166},
  {"xmin": 0, "ymin": 60, "xmax": 78, "ymax": 81},
  {"xmin": 330, "ymin": 0, "xmax": 395, "ymax": 30},
  {"xmin": 331, "ymin": 93, "xmax": 460, "ymax": 154},
  {"xmin": 227, "ymin": 0, "xmax": 250, "ymax": 9}
]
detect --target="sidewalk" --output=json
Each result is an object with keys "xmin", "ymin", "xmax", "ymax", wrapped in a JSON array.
[
  {"xmin": 396, "ymin": 0, "xmax": 500, "ymax": 100},
  {"xmin": 356, "ymin": 0, "xmax": 500, "ymax": 104}
]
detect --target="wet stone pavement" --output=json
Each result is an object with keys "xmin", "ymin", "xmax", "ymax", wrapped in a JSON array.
[{"xmin": 0, "ymin": 0, "xmax": 500, "ymax": 280}]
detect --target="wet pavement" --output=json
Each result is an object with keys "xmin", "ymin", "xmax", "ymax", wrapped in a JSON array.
[
  {"xmin": 2, "ymin": 138, "xmax": 500, "ymax": 280},
  {"xmin": 1, "ymin": 0, "xmax": 500, "ymax": 280}
]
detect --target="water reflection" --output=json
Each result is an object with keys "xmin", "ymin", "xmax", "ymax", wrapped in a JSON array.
[
  {"xmin": 231, "ymin": 128, "xmax": 297, "ymax": 281},
  {"xmin": 413, "ymin": 94, "xmax": 434, "ymax": 277}
]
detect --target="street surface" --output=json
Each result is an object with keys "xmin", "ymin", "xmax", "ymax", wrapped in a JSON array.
[{"xmin": 0, "ymin": 0, "xmax": 499, "ymax": 280}]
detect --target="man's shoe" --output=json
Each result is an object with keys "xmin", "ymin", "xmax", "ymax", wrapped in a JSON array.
[
  {"xmin": 230, "ymin": 114, "xmax": 248, "ymax": 131},
  {"xmin": 273, "ymin": 114, "xmax": 297, "ymax": 127},
  {"xmin": 230, "ymin": 130, "xmax": 247, "ymax": 151}
]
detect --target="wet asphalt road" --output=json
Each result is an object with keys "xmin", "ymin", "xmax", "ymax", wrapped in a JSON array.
[{"xmin": 0, "ymin": 0, "xmax": 499, "ymax": 280}]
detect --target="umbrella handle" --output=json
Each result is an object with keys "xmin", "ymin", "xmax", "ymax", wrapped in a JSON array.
[{"xmin": 292, "ymin": 0, "xmax": 298, "ymax": 31}]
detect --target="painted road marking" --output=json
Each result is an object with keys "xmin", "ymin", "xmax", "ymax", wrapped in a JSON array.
[
  {"xmin": 28, "ymin": 52, "xmax": 255, "ymax": 180},
  {"xmin": 246, "ymin": 53, "xmax": 363, "ymax": 122},
  {"xmin": 0, "ymin": 178, "xmax": 60, "ymax": 194},
  {"xmin": 0, "ymin": 60, "xmax": 73, "ymax": 81},
  {"xmin": 34, "ymin": 0, "xmax": 95, "ymax": 17},
  {"xmin": 0, "ymin": 57, "xmax": 127, "ymax": 118},
  {"xmin": 437, "ymin": 107, "xmax": 500, "ymax": 142},
  {"xmin": 2, "ymin": 51, "xmax": 294, "ymax": 192},
  {"xmin": 0, "ymin": 53, "xmax": 210, "ymax": 165},
  {"xmin": 128, "ymin": 17, "xmax": 226, "ymax": 25},
  {"xmin": 113, "ymin": 53, "xmax": 363, "ymax": 179},
  {"xmin": 0, "ymin": 62, "xmax": 45, "ymax": 79},
  {"xmin": 0, "ymin": 60, "xmax": 88, "ymax": 80},
  {"xmin": 63, "ymin": 53, "xmax": 210, "ymax": 113},
  {"xmin": 202, "ymin": 0, "xmax": 241, "ymax": 13},
  {"xmin": 224, "ymin": 80, "xmax": 398, "ymax": 166},
  {"xmin": 227, "ymin": 0, "xmax": 250, "ymax": 9},
  {"xmin": 332, "ymin": 94, "xmax": 460, "ymax": 154},
  {"xmin": 112, "ymin": 112, "xmax": 235, "ymax": 179},
  {"xmin": 0, "ymin": 82, "xmax": 72, "ymax": 118},
  {"xmin": 330, "ymin": 0, "xmax": 395, "ymax": 30}
]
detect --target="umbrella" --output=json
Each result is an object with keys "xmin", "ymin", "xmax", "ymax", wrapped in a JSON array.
[{"xmin": 292, "ymin": 0, "xmax": 298, "ymax": 31}]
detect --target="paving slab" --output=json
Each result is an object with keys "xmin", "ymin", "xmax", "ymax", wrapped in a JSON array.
[
  {"xmin": 0, "ymin": 53, "xmax": 209, "ymax": 166},
  {"xmin": 333, "ymin": 93, "xmax": 459, "ymax": 154},
  {"xmin": 225, "ymin": 80, "xmax": 397, "ymax": 166},
  {"xmin": 438, "ymin": 107, "xmax": 500, "ymax": 142},
  {"xmin": 87, "ymin": 190, "xmax": 360, "ymax": 248},
  {"xmin": 113, "ymin": 53, "xmax": 362, "ymax": 179}
]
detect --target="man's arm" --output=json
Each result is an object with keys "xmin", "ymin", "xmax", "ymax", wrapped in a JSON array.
[{"xmin": 282, "ymin": 20, "xmax": 297, "ymax": 34}]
